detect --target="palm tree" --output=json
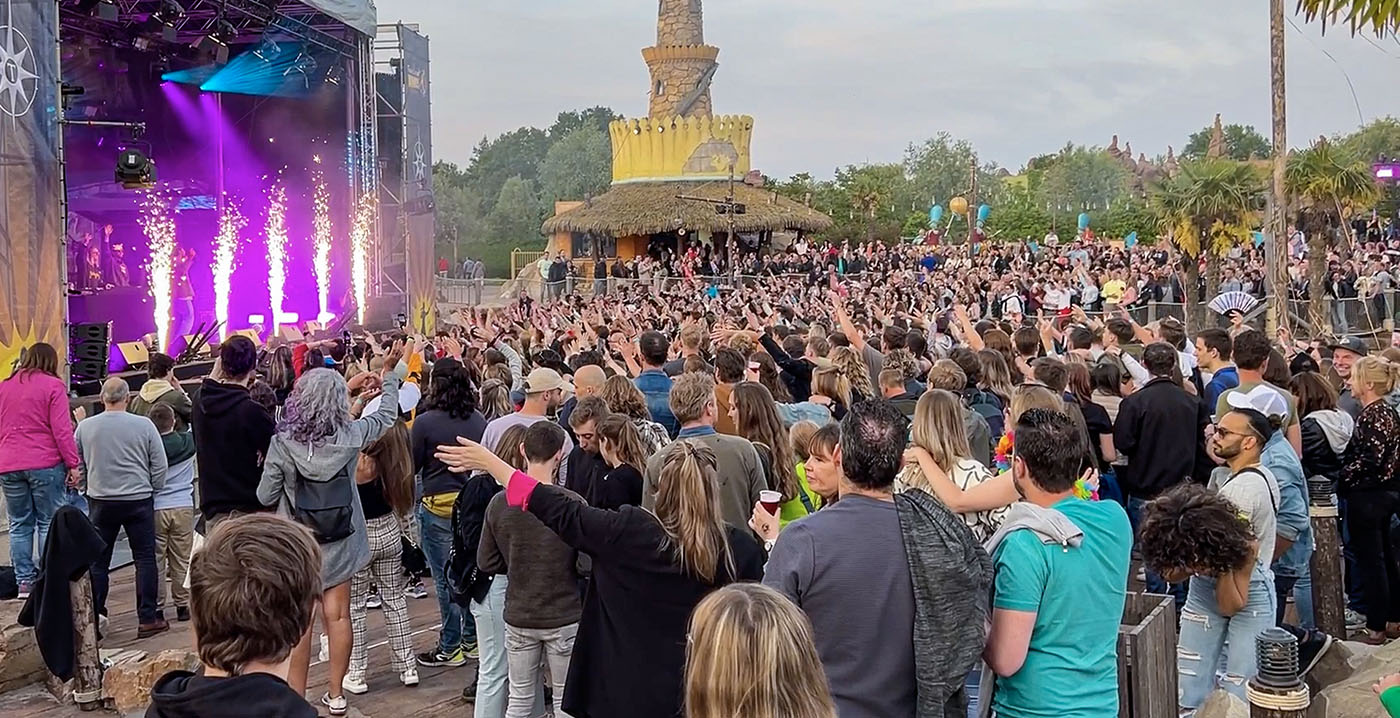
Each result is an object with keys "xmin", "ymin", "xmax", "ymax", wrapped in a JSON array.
[
  {"xmin": 1285, "ymin": 138, "xmax": 1382, "ymax": 338},
  {"xmin": 1297, "ymin": 1, "xmax": 1400, "ymax": 34},
  {"xmin": 1150, "ymin": 159, "xmax": 1266, "ymax": 331}
]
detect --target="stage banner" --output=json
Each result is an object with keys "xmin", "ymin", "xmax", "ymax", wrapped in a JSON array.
[
  {"xmin": 398, "ymin": 24, "xmax": 435, "ymax": 332},
  {"xmin": 0, "ymin": 1, "xmax": 62, "ymax": 378}
]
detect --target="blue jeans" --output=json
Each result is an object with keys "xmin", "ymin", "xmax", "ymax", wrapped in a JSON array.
[
  {"xmin": 472, "ymin": 577, "xmax": 509, "ymax": 718},
  {"xmin": 0, "ymin": 465, "xmax": 66, "ymax": 585},
  {"xmin": 1177, "ymin": 573, "xmax": 1276, "ymax": 711},
  {"xmin": 1275, "ymin": 571, "xmax": 1315, "ymax": 629},
  {"xmin": 1128, "ymin": 495, "xmax": 1187, "ymax": 610},
  {"xmin": 417, "ymin": 505, "xmax": 476, "ymax": 653}
]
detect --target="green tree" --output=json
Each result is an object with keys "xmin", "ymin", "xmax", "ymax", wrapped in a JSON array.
[
  {"xmin": 537, "ymin": 125, "xmax": 612, "ymax": 204},
  {"xmin": 463, "ymin": 127, "xmax": 551, "ymax": 216},
  {"xmin": 486, "ymin": 176, "xmax": 544, "ymax": 250},
  {"xmin": 1035, "ymin": 144, "xmax": 1134, "ymax": 216},
  {"xmin": 1298, "ymin": 0, "xmax": 1400, "ymax": 34},
  {"xmin": 1182, "ymin": 123, "xmax": 1272, "ymax": 161},
  {"xmin": 903, "ymin": 132, "xmax": 1006, "ymax": 210},
  {"xmin": 433, "ymin": 175, "xmax": 485, "ymax": 259},
  {"xmin": 1150, "ymin": 159, "xmax": 1266, "ymax": 330},
  {"xmin": 546, "ymin": 106, "xmax": 619, "ymax": 141},
  {"xmin": 1286, "ymin": 138, "xmax": 1381, "ymax": 337},
  {"xmin": 836, "ymin": 164, "xmax": 907, "ymax": 243},
  {"xmin": 986, "ymin": 185, "xmax": 1052, "ymax": 242},
  {"xmin": 1337, "ymin": 117, "xmax": 1400, "ymax": 163}
]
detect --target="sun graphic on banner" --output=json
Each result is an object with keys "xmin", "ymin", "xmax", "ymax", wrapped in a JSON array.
[{"xmin": 0, "ymin": 2, "xmax": 37, "ymax": 120}]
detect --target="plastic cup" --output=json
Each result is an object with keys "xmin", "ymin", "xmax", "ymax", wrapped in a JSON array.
[{"xmin": 759, "ymin": 490, "xmax": 782, "ymax": 515}]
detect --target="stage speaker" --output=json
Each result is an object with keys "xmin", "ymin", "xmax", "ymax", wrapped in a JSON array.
[
  {"xmin": 278, "ymin": 326, "xmax": 305, "ymax": 343},
  {"xmin": 69, "ymin": 321, "xmax": 111, "ymax": 385},
  {"xmin": 116, "ymin": 341, "xmax": 150, "ymax": 368},
  {"xmin": 231, "ymin": 329, "xmax": 263, "ymax": 348}
]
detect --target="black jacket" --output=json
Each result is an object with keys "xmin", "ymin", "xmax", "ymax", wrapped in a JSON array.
[
  {"xmin": 146, "ymin": 671, "xmax": 316, "ymax": 718},
  {"xmin": 759, "ymin": 333, "xmax": 813, "ymax": 401},
  {"xmin": 1113, "ymin": 378, "xmax": 1210, "ymax": 498},
  {"xmin": 191, "ymin": 378, "xmax": 276, "ymax": 521},
  {"xmin": 1300, "ymin": 415, "xmax": 1346, "ymax": 489},
  {"xmin": 18, "ymin": 506, "xmax": 107, "ymax": 681}
]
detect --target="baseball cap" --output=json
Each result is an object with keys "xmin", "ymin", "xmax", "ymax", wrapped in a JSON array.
[
  {"xmin": 1225, "ymin": 384, "xmax": 1290, "ymax": 423},
  {"xmin": 523, "ymin": 368, "xmax": 572, "ymax": 395},
  {"xmin": 1328, "ymin": 336, "xmax": 1367, "ymax": 358},
  {"xmin": 363, "ymin": 382, "xmax": 422, "ymax": 417}
]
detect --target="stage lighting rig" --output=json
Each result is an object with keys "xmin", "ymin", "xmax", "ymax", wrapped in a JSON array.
[
  {"xmin": 252, "ymin": 35, "xmax": 282, "ymax": 61},
  {"xmin": 115, "ymin": 147, "xmax": 157, "ymax": 190},
  {"xmin": 77, "ymin": 0, "xmax": 119, "ymax": 22},
  {"xmin": 194, "ymin": 17, "xmax": 237, "ymax": 65}
]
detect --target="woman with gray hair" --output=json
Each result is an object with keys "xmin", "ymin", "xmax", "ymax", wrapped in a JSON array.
[{"xmin": 258, "ymin": 361, "xmax": 402, "ymax": 717}]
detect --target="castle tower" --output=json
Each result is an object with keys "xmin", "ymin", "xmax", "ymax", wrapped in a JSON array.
[{"xmin": 644, "ymin": 0, "xmax": 719, "ymax": 119}]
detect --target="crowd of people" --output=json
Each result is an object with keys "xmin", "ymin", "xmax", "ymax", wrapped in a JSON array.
[{"xmin": 8, "ymin": 235, "xmax": 1400, "ymax": 717}]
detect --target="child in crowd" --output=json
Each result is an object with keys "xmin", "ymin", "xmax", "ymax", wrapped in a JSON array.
[
  {"xmin": 147, "ymin": 403, "xmax": 196, "ymax": 623},
  {"xmin": 146, "ymin": 514, "xmax": 321, "ymax": 718}
]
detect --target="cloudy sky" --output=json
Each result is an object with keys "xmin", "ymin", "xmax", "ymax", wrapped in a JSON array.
[{"xmin": 374, "ymin": 0, "xmax": 1400, "ymax": 178}]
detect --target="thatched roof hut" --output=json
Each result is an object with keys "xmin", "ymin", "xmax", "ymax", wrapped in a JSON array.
[{"xmin": 542, "ymin": 181, "xmax": 833, "ymax": 237}]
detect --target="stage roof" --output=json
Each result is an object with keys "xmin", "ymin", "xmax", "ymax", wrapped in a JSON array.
[{"xmin": 301, "ymin": 0, "xmax": 376, "ymax": 36}]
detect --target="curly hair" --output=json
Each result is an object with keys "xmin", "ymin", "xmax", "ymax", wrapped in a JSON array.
[
  {"xmin": 828, "ymin": 346, "xmax": 872, "ymax": 400},
  {"xmin": 1139, "ymin": 484, "xmax": 1256, "ymax": 578},
  {"xmin": 600, "ymin": 374, "xmax": 652, "ymax": 421},
  {"xmin": 423, "ymin": 358, "xmax": 478, "ymax": 420},
  {"xmin": 278, "ymin": 368, "xmax": 349, "ymax": 445}
]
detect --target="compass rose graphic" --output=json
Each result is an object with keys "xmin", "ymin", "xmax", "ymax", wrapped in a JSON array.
[
  {"xmin": 0, "ymin": 1, "xmax": 37, "ymax": 120},
  {"xmin": 412, "ymin": 140, "xmax": 426, "ymax": 182}
]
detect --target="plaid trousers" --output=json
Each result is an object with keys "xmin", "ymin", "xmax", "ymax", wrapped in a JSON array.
[{"xmin": 349, "ymin": 513, "xmax": 414, "ymax": 677}]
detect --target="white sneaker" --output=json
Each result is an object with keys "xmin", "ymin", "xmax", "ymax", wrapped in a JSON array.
[
  {"xmin": 342, "ymin": 674, "xmax": 369, "ymax": 695},
  {"xmin": 400, "ymin": 668, "xmax": 419, "ymax": 687},
  {"xmin": 321, "ymin": 693, "xmax": 347, "ymax": 716}
]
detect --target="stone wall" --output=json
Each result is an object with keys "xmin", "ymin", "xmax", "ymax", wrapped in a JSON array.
[
  {"xmin": 648, "ymin": 60, "xmax": 714, "ymax": 118},
  {"xmin": 657, "ymin": 0, "xmax": 704, "ymax": 45}
]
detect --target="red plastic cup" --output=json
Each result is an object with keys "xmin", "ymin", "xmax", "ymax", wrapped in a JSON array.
[{"xmin": 759, "ymin": 490, "xmax": 782, "ymax": 516}]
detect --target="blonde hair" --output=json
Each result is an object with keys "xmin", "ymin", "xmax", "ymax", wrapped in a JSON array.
[
  {"xmin": 655, "ymin": 441, "xmax": 734, "ymax": 585},
  {"xmin": 685, "ymin": 584, "xmax": 836, "ymax": 718},
  {"xmin": 1352, "ymin": 355, "xmax": 1400, "ymax": 399},
  {"xmin": 597, "ymin": 414, "xmax": 647, "ymax": 473},
  {"xmin": 669, "ymin": 373, "xmax": 717, "ymax": 425},
  {"xmin": 601, "ymin": 374, "xmax": 652, "ymax": 421},
  {"xmin": 811, "ymin": 366, "xmax": 851, "ymax": 408},
  {"xmin": 828, "ymin": 346, "xmax": 872, "ymax": 400},
  {"xmin": 789, "ymin": 420, "xmax": 821, "ymax": 462},
  {"xmin": 910, "ymin": 390, "xmax": 972, "ymax": 476},
  {"xmin": 1009, "ymin": 384, "xmax": 1063, "ymax": 424}
]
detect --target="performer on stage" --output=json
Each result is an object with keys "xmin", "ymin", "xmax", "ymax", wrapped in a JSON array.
[{"xmin": 169, "ymin": 247, "xmax": 196, "ymax": 353}]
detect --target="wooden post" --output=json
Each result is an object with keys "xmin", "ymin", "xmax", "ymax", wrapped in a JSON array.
[
  {"xmin": 1307, "ymin": 475, "xmax": 1346, "ymax": 639},
  {"xmin": 70, "ymin": 571, "xmax": 102, "ymax": 711}
]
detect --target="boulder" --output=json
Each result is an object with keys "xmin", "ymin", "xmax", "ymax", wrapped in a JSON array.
[
  {"xmin": 1308, "ymin": 639, "xmax": 1400, "ymax": 717},
  {"xmin": 101, "ymin": 648, "xmax": 199, "ymax": 715},
  {"xmin": 1196, "ymin": 688, "xmax": 1248, "ymax": 718},
  {"xmin": 0, "ymin": 602, "xmax": 45, "ymax": 694}
]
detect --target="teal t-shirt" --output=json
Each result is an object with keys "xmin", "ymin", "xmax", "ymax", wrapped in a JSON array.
[{"xmin": 991, "ymin": 497, "xmax": 1132, "ymax": 718}]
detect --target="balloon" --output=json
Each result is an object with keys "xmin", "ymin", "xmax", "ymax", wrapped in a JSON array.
[
  {"xmin": 1124, "ymin": 232, "xmax": 1138, "ymax": 248},
  {"xmin": 1252, "ymin": 231, "xmax": 1265, "ymax": 247},
  {"xmin": 949, "ymin": 196, "xmax": 969, "ymax": 216},
  {"xmin": 928, "ymin": 205, "xmax": 944, "ymax": 226},
  {"xmin": 1077, "ymin": 212, "xmax": 1091, "ymax": 231},
  {"xmin": 977, "ymin": 204, "xmax": 991, "ymax": 225}
]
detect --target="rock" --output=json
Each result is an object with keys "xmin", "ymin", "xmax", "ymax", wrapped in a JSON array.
[
  {"xmin": 1196, "ymin": 688, "xmax": 1248, "ymax": 718},
  {"xmin": 101, "ymin": 648, "xmax": 199, "ymax": 714},
  {"xmin": 0, "ymin": 601, "xmax": 45, "ymax": 694},
  {"xmin": 1309, "ymin": 639, "xmax": 1400, "ymax": 717},
  {"xmin": 1305, "ymin": 638, "xmax": 1356, "ymax": 693}
]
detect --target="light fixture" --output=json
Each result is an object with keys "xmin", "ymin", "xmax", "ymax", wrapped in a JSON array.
[
  {"xmin": 252, "ymin": 35, "xmax": 281, "ymax": 62},
  {"xmin": 115, "ymin": 148, "xmax": 157, "ymax": 190},
  {"xmin": 324, "ymin": 64, "xmax": 344, "ymax": 86},
  {"xmin": 78, "ymin": 0, "xmax": 119, "ymax": 22}
]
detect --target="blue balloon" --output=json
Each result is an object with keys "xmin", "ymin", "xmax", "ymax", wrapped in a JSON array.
[
  {"xmin": 1124, "ymin": 232, "xmax": 1138, "ymax": 248},
  {"xmin": 977, "ymin": 204, "xmax": 991, "ymax": 225},
  {"xmin": 1077, "ymin": 212, "xmax": 1091, "ymax": 231},
  {"xmin": 928, "ymin": 205, "xmax": 944, "ymax": 226},
  {"xmin": 1252, "ymin": 231, "xmax": 1265, "ymax": 247}
]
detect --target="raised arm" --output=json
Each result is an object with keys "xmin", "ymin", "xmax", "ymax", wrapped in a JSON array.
[{"xmin": 904, "ymin": 447, "xmax": 1018, "ymax": 513}]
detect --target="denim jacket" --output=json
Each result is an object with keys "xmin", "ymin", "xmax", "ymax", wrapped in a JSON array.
[
  {"xmin": 634, "ymin": 370, "xmax": 679, "ymax": 438},
  {"xmin": 1264, "ymin": 432, "xmax": 1312, "ymax": 578}
]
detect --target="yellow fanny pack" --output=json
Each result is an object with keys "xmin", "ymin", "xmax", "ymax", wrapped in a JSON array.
[{"xmin": 421, "ymin": 491, "xmax": 456, "ymax": 519}]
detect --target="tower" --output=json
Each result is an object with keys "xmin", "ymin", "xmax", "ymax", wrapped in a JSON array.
[{"xmin": 644, "ymin": 0, "xmax": 718, "ymax": 119}]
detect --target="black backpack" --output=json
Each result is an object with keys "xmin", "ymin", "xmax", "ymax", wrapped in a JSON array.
[
  {"xmin": 965, "ymin": 389, "xmax": 1005, "ymax": 442},
  {"xmin": 292, "ymin": 463, "xmax": 356, "ymax": 544}
]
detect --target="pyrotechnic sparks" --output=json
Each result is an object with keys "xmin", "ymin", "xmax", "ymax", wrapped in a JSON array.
[
  {"xmin": 213, "ymin": 201, "xmax": 245, "ymax": 339},
  {"xmin": 313, "ymin": 173, "xmax": 333, "ymax": 323},
  {"xmin": 266, "ymin": 184, "xmax": 289, "ymax": 336},
  {"xmin": 139, "ymin": 187, "xmax": 178, "ymax": 351},
  {"xmin": 350, "ymin": 192, "xmax": 375, "ymax": 323}
]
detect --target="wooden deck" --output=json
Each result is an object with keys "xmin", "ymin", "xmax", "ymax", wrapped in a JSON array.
[{"xmin": 0, "ymin": 563, "xmax": 478, "ymax": 717}]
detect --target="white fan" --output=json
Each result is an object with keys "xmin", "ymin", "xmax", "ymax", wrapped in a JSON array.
[{"xmin": 1208, "ymin": 290, "xmax": 1259, "ymax": 316}]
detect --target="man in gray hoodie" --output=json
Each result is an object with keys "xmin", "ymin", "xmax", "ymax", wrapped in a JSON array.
[{"xmin": 75, "ymin": 377, "xmax": 169, "ymax": 637}]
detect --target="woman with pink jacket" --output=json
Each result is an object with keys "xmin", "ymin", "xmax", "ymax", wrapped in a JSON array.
[{"xmin": 0, "ymin": 343, "xmax": 81, "ymax": 598}]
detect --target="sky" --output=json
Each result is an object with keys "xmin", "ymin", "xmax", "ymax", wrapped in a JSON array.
[{"xmin": 374, "ymin": 0, "xmax": 1400, "ymax": 179}]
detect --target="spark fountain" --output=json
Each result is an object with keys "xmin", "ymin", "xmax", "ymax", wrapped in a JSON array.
[
  {"xmin": 213, "ymin": 200, "xmax": 246, "ymax": 338},
  {"xmin": 313, "ymin": 164, "xmax": 334, "ymax": 323},
  {"xmin": 350, "ymin": 192, "xmax": 374, "ymax": 324},
  {"xmin": 139, "ymin": 187, "xmax": 178, "ymax": 351},
  {"xmin": 266, "ymin": 184, "xmax": 289, "ymax": 336}
]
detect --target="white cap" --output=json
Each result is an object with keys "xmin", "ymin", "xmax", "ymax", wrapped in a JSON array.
[
  {"xmin": 1225, "ymin": 384, "xmax": 1289, "ymax": 423},
  {"xmin": 363, "ymin": 382, "xmax": 422, "ymax": 417}
]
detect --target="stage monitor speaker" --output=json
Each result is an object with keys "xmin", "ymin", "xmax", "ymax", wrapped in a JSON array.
[
  {"xmin": 278, "ymin": 326, "xmax": 305, "ymax": 343},
  {"xmin": 116, "ymin": 341, "xmax": 150, "ymax": 368},
  {"xmin": 303, "ymin": 321, "xmax": 324, "ymax": 334},
  {"xmin": 68, "ymin": 321, "xmax": 111, "ymax": 384},
  {"xmin": 181, "ymin": 334, "xmax": 212, "ymax": 358},
  {"xmin": 231, "ymin": 329, "xmax": 263, "ymax": 348}
]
